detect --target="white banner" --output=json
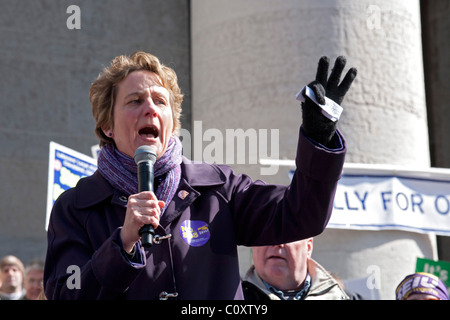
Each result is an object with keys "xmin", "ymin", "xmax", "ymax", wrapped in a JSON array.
[{"xmin": 328, "ymin": 164, "xmax": 450, "ymax": 236}]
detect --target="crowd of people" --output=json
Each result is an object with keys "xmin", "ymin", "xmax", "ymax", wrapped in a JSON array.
[
  {"xmin": 1, "ymin": 250, "xmax": 448, "ymax": 300},
  {"xmin": 0, "ymin": 255, "xmax": 45, "ymax": 300}
]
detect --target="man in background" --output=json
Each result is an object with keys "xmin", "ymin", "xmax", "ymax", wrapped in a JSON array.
[
  {"xmin": 0, "ymin": 255, "xmax": 25, "ymax": 300},
  {"xmin": 242, "ymin": 238, "xmax": 350, "ymax": 300}
]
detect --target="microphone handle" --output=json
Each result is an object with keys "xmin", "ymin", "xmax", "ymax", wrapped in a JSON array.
[
  {"xmin": 137, "ymin": 161, "xmax": 155, "ymax": 247},
  {"xmin": 139, "ymin": 225, "xmax": 155, "ymax": 247}
]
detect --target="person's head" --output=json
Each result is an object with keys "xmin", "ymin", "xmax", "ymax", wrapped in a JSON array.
[
  {"xmin": 395, "ymin": 272, "xmax": 449, "ymax": 300},
  {"xmin": 23, "ymin": 260, "xmax": 44, "ymax": 300},
  {"xmin": 90, "ymin": 51, "xmax": 183, "ymax": 158},
  {"xmin": 0, "ymin": 255, "xmax": 24, "ymax": 294},
  {"xmin": 252, "ymin": 238, "xmax": 313, "ymax": 291}
]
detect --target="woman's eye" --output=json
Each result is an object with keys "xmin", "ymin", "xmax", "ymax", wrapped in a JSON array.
[
  {"xmin": 155, "ymin": 98, "xmax": 167, "ymax": 106},
  {"xmin": 128, "ymin": 99, "xmax": 140, "ymax": 105}
]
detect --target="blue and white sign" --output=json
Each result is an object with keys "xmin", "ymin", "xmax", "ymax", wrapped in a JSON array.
[
  {"xmin": 328, "ymin": 164, "xmax": 450, "ymax": 236},
  {"xmin": 45, "ymin": 141, "xmax": 97, "ymax": 230}
]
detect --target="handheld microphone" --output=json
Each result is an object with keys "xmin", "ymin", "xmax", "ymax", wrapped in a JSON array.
[{"xmin": 134, "ymin": 145, "xmax": 157, "ymax": 247}]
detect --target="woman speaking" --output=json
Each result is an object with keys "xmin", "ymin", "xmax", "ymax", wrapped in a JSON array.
[{"xmin": 44, "ymin": 51, "xmax": 356, "ymax": 300}]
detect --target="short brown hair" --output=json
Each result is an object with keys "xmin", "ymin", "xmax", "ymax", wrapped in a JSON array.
[{"xmin": 90, "ymin": 51, "xmax": 184, "ymax": 147}]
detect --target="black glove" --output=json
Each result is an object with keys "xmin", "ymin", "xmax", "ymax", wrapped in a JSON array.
[{"xmin": 301, "ymin": 56, "xmax": 357, "ymax": 146}]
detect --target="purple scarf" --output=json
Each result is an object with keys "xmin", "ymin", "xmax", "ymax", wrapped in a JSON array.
[{"xmin": 97, "ymin": 136, "xmax": 182, "ymax": 216}]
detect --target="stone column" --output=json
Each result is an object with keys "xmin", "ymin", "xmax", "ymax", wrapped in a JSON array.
[{"xmin": 191, "ymin": 0, "xmax": 434, "ymax": 299}]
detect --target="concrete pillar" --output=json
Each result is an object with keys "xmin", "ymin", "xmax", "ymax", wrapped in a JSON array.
[{"xmin": 191, "ymin": 0, "xmax": 434, "ymax": 299}]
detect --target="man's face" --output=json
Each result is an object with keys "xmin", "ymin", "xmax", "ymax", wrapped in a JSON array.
[
  {"xmin": 252, "ymin": 238, "xmax": 313, "ymax": 291},
  {"xmin": 0, "ymin": 264, "xmax": 23, "ymax": 293}
]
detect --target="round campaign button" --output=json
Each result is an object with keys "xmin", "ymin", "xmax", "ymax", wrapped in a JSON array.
[{"xmin": 180, "ymin": 220, "xmax": 210, "ymax": 247}]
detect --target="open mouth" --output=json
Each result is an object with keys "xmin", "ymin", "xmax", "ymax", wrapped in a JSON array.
[{"xmin": 138, "ymin": 125, "xmax": 159, "ymax": 139}]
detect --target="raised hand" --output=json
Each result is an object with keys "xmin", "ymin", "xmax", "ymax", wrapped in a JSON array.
[{"xmin": 301, "ymin": 56, "xmax": 357, "ymax": 146}]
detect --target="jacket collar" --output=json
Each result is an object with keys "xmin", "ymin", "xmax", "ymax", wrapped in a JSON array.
[
  {"xmin": 305, "ymin": 259, "xmax": 349, "ymax": 299},
  {"xmin": 158, "ymin": 157, "xmax": 226, "ymax": 227},
  {"xmin": 74, "ymin": 171, "xmax": 115, "ymax": 209},
  {"xmin": 243, "ymin": 266, "xmax": 281, "ymax": 300},
  {"xmin": 180, "ymin": 157, "xmax": 227, "ymax": 187},
  {"xmin": 244, "ymin": 259, "xmax": 349, "ymax": 300}
]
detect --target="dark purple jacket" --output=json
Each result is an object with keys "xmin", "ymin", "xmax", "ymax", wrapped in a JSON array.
[{"xmin": 44, "ymin": 128, "xmax": 346, "ymax": 300}]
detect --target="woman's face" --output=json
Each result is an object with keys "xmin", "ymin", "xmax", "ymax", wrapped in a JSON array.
[{"xmin": 107, "ymin": 70, "xmax": 174, "ymax": 159}]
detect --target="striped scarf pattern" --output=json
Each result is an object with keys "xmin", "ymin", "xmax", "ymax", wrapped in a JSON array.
[{"xmin": 97, "ymin": 136, "xmax": 182, "ymax": 216}]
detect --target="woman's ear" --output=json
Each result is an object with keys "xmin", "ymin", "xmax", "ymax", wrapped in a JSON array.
[{"xmin": 102, "ymin": 127, "xmax": 113, "ymax": 138}]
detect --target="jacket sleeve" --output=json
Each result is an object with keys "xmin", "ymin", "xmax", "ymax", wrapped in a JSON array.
[
  {"xmin": 227, "ymin": 127, "xmax": 346, "ymax": 246},
  {"xmin": 43, "ymin": 189, "xmax": 145, "ymax": 300}
]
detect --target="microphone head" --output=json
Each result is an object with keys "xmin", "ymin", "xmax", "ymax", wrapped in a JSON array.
[{"xmin": 134, "ymin": 145, "xmax": 157, "ymax": 165}]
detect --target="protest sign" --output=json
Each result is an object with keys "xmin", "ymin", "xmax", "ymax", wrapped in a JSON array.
[
  {"xmin": 328, "ymin": 164, "xmax": 450, "ymax": 236},
  {"xmin": 45, "ymin": 142, "xmax": 97, "ymax": 230},
  {"xmin": 415, "ymin": 257, "xmax": 450, "ymax": 291},
  {"xmin": 282, "ymin": 162, "xmax": 450, "ymax": 235}
]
